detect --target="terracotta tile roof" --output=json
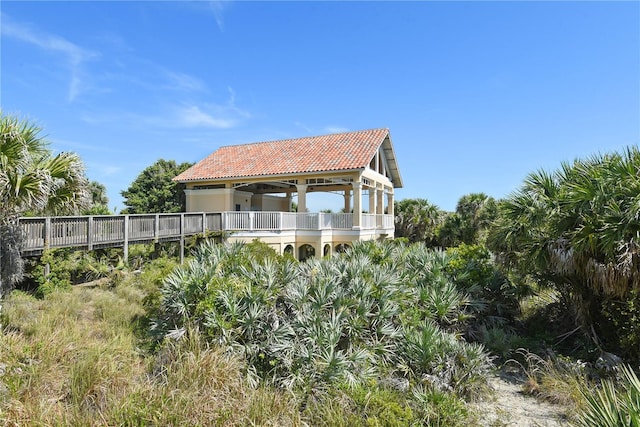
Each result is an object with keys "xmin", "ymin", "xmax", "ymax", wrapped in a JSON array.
[{"xmin": 174, "ymin": 128, "xmax": 393, "ymax": 182}]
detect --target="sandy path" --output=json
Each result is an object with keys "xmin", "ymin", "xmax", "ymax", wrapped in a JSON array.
[{"xmin": 472, "ymin": 372, "xmax": 570, "ymax": 427}]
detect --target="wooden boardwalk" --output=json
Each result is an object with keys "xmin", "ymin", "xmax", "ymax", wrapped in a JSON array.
[{"xmin": 18, "ymin": 212, "xmax": 394, "ymax": 261}]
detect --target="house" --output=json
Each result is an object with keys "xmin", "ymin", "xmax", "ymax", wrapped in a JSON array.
[{"xmin": 173, "ymin": 128, "xmax": 402, "ymax": 259}]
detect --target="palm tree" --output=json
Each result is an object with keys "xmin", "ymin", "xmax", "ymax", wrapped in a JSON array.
[
  {"xmin": 394, "ymin": 198, "xmax": 444, "ymax": 246},
  {"xmin": 1, "ymin": 113, "xmax": 89, "ymax": 296},
  {"xmin": 437, "ymin": 193, "xmax": 497, "ymax": 248},
  {"xmin": 488, "ymin": 147, "xmax": 640, "ymax": 354}
]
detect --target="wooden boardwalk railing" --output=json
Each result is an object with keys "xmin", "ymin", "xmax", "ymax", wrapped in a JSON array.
[{"xmin": 18, "ymin": 212, "xmax": 394, "ymax": 261}]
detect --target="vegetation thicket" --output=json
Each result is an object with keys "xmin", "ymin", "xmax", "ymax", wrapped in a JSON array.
[
  {"xmin": 393, "ymin": 193, "xmax": 498, "ymax": 249},
  {"xmin": 487, "ymin": 146, "xmax": 640, "ymax": 363}
]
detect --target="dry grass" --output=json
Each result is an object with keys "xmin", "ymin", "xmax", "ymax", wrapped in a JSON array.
[
  {"xmin": 0, "ymin": 281, "xmax": 302, "ymax": 426},
  {"xmin": 509, "ymin": 348, "xmax": 589, "ymax": 423}
]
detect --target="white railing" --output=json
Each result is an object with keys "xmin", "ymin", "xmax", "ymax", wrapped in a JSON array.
[
  {"xmin": 281, "ymin": 212, "xmax": 298, "ymax": 230},
  {"xmin": 320, "ymin": 213, "xmax": 352, "ymax": 229},
  {"xmin": 253, "ymin": 212, "xmax": 281, "ymax": 230},
  {"xmin": 383, "ymin": 214, "xmax": 394, "ymax": 229},
  {"xmin": 361, "ymin": 214, "xmax": 377, "ymax": 229},
  {"xmin": 18, "ymin": 212, "xmax": 394, "ymax": 252}
]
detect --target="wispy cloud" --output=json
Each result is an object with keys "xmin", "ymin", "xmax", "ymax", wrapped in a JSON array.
[
  {"xmin": 81, "ymin": 89, "xmax": 251, "ymax": 131},
  {"xmin": 163, "ymin": 70, "xmax": 207, "ymax": 92},
  {"xmin": 90, "ymin": 163, "xmax": 123, "ymax": 177},
  {"xmin": 325, "ymin": 126, "xmax": 350, "ymax": 134},
  {"xmin": 294, "ymin": 123, "xmax": 350, "ymax": 135},
  {"xmin": 175, "ymin": 105, "xmax": 236, "ymax": 129},
  {"xmin": 209, "ymin": 1, "xmax": 228, "ymax": 32},
  {"xmin": 171, "ymin": 88, "xmax": 251, "ymax": 129},
  {"xmin": 294, "ymin": 122, "xmax": 313, "ymax": 133},
  {"xmin": 1, "ymin": 13, "xmax": 99, "ymax": 102},
  {"xmin": 51, "ymin": 138, "xmax": 121, "ymax": 154}
]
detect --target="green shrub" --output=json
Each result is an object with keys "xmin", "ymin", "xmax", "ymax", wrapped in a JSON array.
[
  {"xmin": 413, "ymin": 387, "xmax": 469, "ymax": 427},
  {"xmin": 346, "ymin": 385, "xmax": 415, "ymax": 426},
  {"xmin": 601, "ymin": 290, "xmax": 640, "ymax": 364}
]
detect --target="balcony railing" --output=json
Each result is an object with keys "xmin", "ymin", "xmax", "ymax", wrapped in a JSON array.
[{"xmin": 18, "ymin": 212, "xmax": 394, "ymax": 253}]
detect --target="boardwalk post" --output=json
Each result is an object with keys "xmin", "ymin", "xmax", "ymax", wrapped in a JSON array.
[
  {"xmin": 179, "ymin": 213, "xmax": 185, "ymax": 264},
  {"xmin": 87, "ymin": 216, "xmax": 94, "ymax": 251},
  {"xmin": 123, "ymin": 215, "xmax": 129, "ymax": 264},
  {"xmin": 154, "ymin": 214, "xmax": 160, "ymax": 241},
  {"xmin": 153, "ymin": 214, "xmax": 160, "ymax": 255},
  {"xmin": 44, "ymin": 217, "xmax": 51, "ymax": 278}
]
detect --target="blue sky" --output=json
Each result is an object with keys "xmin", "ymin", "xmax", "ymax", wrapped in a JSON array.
[{"xmin": 2, "ymin": 1, "xmax": 639, "ymax": 213}]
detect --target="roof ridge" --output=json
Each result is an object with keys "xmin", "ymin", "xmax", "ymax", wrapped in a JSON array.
[{"xmin": 217, "ymin": 127, "xmax": 389, "ymax": 150}]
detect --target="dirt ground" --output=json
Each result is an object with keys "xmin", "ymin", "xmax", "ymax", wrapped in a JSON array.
[{"xmin": 472, "ymin": 369, "xmax": 570, "ymax": 427}]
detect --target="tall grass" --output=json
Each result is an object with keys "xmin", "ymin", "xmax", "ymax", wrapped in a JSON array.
[{"xmin": 0, "ymin": 276, "xmax": 302, "ymax": 425}]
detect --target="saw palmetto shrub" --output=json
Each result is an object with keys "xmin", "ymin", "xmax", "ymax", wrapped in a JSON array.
[{"xmin": 152, "ymin": 239, "xmax": 495, "ymax": 411}]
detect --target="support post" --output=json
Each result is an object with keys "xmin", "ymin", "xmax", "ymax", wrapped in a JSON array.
[
  {"xmin": 344, "ymin": 189, "xmax": 351, "ymax": 213},
  {"xmin": 296, "ymin": 184, "xmax": 307, "ymax": 213},
  {"xmin": 224, "ymin": 186, "xmax": 234, "ymax": 211},
  {"xmin": 45, "ymin": 217, "xmax": 51, "ymax": 250},
  {"xmin": 44, "ymin": 217, "xmax": 51, "ymax": 278},
  {"xmin": 87, "ymin": 216, "xmax": 94, "ymax": 250},
  {"xmin": 154, "ymin": 214, "xmax": 160, "ymax": 242},
  {"xmin": 123, "ymin": 215, "xmax": 129, "ymax": 264},
  {"xmin": 180, "ymin": 213, "xmax": 185, "ymax": 264},
  {"xmin": 352, "ymin": 181, "xmax": 362, "ymax": 229},
  {"xmin": 368, "ymin": 187, "xmax": 376, "ymax": 215},
  {"xmin": 387, "ymin": 191, "xmax": 394, "ymax": 216}
]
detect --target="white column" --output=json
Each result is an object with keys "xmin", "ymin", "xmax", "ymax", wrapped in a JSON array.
[
  {"xmin": 296, "ymin": 184, "xmax": 307, "ymax": 213},
  {"xmin": 184, "ymin": 189, "xmax": 191, "ymax": 212},
  {"xmin": 368, "ymin": 187, "xmax": 376, "ymax": 214},
  {"xmin": 376, "ymin": 188, "xmax": 384, "ymax": 215},
  {"xmin": 224, "ymin": 186, "xmax": 234, "ymax": 211},
  {"xmin": 352, "ymin": 181, "xmax": 362, "ymax": 229},
  {"xmin": 344, "ymin": 189, "xmax": 351, "ymax": 213},
  {"xmin": 387, "ymin": 191, "xmax": 394, "ymax": 216}
]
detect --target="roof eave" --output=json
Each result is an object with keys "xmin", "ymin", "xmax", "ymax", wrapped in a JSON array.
[
  {"xmin": 381, "ymin": 134, "xmax": 403, "ymax": 188},
  {"xmin": 174, "ymin": 168, "xmax": 367, "ymax": 184}
]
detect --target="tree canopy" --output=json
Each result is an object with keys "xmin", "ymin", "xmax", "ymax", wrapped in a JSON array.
[
  {"xmin": 394, "ymin": 198, "xmax": 444, "ymax": 246},
  {"xmin": 1, "ymin": 114, "xmax": 89, "ymax": 220},
  {"xmin": 82, "ymin": 181, "xmax": 111, "ymax": 215},
  {"xmin": 437, "ymin": 193, "xmax": 497, "ymax": 247},
  {"xmin": 121, "ymin": 159, "xmax": 193, "ymax": 214}
]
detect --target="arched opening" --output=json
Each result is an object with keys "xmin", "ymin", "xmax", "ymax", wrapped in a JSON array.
[
  {"xmin": 323, "ymin": 244, "xmax": 331, "ymax": 257},
  {"xmin": 335, "ymin": 243, "xmax": 350, "ymax": 254},
  {"xmin": 283, "ymin": 244, "xmax": 294, "ymax": 257},
  {"xmin": 298, "ymin": 244, "xmax": 315, "ymax": 261}
]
